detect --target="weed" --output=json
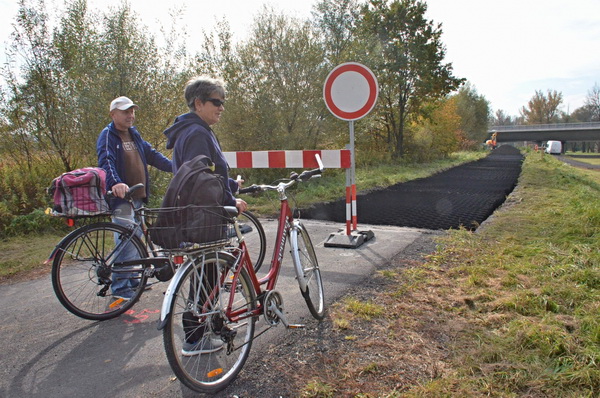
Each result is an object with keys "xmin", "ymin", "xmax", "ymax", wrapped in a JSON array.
[{"xmin": 299, "ymin": 380, "xmax": 336, "ymax": 398}]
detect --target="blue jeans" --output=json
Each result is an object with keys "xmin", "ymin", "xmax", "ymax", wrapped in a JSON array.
[{"xmin": 111, "ymin": 199, "xmax": 144, "ymax": 298}]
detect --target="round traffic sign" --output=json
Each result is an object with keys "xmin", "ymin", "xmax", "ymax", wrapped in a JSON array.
[{"xmin": 323, "ymin": 62, "xmax": 378, "ymax": 121}]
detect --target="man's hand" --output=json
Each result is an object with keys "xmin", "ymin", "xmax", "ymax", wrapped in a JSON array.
[
  {"xmin": 235, "ymin": 198, "xmax": 248, "ymax": 213},
  {"xmin": 111, "ymin": 183, "xmax": 129, "ymax": 199}
]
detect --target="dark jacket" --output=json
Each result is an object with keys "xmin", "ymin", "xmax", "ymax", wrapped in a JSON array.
[
  {"xmin": 97, "ymin": 122, "xmax": 172, "ymax": 204},
  {"xmin": 163, "ymin": 112, "xmax": 237, "ymax": 206}
]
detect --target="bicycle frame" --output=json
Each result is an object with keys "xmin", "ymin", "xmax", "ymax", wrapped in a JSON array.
[
  {"xmin": 159, "ymin": 155, "xmax": 324, "ymax": 329},
  {"xmin": 225, "ymin": 195, "xmax": 295, "ymax": 322}
]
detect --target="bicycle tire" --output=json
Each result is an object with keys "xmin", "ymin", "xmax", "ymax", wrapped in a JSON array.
[
  {"xmin": 51, "ymin": 222, "xmax": 148, "ymax": 321},
  {"xmin": 237, "ymin": 210, "xmax": 267, "ymax": 272},
  {"xmin": 290, "ymin": 223, "xmax": 325, "ymax": 320},
  {"xmin": 163, "ymin": 252, "xmax": 256, "ymax": 394}
]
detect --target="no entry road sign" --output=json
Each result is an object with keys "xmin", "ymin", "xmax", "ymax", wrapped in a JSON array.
[{"xmin": 323, "ymin": 62, "xmax": 378, "ymax": 121}]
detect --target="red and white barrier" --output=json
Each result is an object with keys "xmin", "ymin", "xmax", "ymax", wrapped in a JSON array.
[
  {"xmin": 224, "ymin": 150, "xmax": 351, "ymax": 169},
  {"xmin": 226, "ymin": 149, "xmax": 357, "ymax": 236}
]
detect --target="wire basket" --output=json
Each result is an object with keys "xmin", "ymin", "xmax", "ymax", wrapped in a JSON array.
[
  {"xmin": 48, "ymin": 194, "xmax": 111, "ymax": 218},
  {"xmin": 144, "ymin": 205, "xmax": 233, "ymax": 250}
]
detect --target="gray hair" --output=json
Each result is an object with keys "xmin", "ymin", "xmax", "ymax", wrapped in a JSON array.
[{"xmin": 184, "ymin": 76, "xmax": 226, "ymax": 111}]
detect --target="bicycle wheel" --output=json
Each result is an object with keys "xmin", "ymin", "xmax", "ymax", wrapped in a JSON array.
[
  {"xmin": 290, "ymin": 223, "xmax": 325, "ymax": 320},
  {"xmin": 236, "ymin": 211, "xmax": 267, "ymax": 273},
  {"xmin": 51, "ymin": 222, "xmax": 148, "ymax": 321},
  {"xmin": 163, "ymin": 252, "xmax": 256, "ymax": 394}
]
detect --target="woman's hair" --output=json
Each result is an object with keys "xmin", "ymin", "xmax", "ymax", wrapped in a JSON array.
[{"xmin": 184, "ymin": 76, "xmax": 226, "ymax": 111}]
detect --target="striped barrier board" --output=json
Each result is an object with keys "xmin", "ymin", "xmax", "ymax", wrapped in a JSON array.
[
  {"xmin": 226, "ymin": 149, "xmax": 362, "ymax": 242},
  {"xmin": 224, "ymin": 150, "xmax": 351, "ymax": 169}
]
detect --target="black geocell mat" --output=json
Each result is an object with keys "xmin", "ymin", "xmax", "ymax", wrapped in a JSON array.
[{"xmin": 302, "ymin": 145, "xmax": 524, "ymax": 231}]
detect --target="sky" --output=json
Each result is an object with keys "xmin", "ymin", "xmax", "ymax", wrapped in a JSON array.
[{"xmin": 1, "ymin": 0, "xmax": 599, "ymax": 118}]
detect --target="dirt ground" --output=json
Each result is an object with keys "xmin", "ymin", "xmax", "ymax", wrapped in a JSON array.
[{"xmin": 211, "ymin": 231, "xmax": 449, "ymax": 397}]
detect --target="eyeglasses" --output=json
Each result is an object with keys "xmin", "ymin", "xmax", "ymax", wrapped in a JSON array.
[{"xmin": 205, "ymin": 98, "xmax": 225, "ymax": 107}]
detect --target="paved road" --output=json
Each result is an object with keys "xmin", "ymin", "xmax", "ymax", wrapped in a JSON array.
[{"xmin": 0, "ymin": 219, "xmax": 432, "ymax": 397}]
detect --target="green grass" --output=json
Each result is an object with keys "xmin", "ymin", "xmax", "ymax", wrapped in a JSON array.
[
  {"xmin": 565, "ymin": 154, "xmax": 600, "ymax": 166},
  {"xmin": 0, "ymin": 232, "xmax": 64, "ymax": 281},
  {"xmin": 407, "ymin": 153, "xmax": 600, "ymax": 397}
]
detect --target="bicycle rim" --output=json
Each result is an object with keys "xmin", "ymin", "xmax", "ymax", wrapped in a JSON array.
[
  {"xmin": 51, "ymin": 222, "xmax": 148, "ymax": 321},
  {"xmin": 163, "ymin": 253, "xmax": 256, "ymax": 394},
  {"xmin": 237, "ymin": 211, "xmax": 267, "ymax": 273},
  {"xmin": 291, "ymin": 225, "xmax": 325, "ymax": 320}
]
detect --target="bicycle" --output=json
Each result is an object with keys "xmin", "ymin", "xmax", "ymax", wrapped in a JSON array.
[
  {"xmin": 159, "ymin": 155, "xmax": 325, "ymax": 394},
  {"xmin": 49, "ymin": 184, "xmax": 266, "ymax": 321}
]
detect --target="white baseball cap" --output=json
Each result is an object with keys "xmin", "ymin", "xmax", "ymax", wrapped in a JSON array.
[{"xmin": 110, "ymin": 96, "xmax": 139, "ymax": 111}]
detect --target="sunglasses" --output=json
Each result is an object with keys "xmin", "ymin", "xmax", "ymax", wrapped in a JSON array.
[{"xmin": 205, "ymin": 98, "xmax": 225, "ymax": 107}]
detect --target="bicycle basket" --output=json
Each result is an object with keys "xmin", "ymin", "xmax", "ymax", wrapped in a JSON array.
[
  {"xmin": 145, "ymin": 205, "xmax": 232, "ymax": 250},
  {"xmin": 48, "ymin": 167, "xmax": 111, "ymax": 218}
]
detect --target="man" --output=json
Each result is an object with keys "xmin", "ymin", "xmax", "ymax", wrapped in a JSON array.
[
  {"xmin": 163, "ymin": 76, "xmax": 246, "ymax": 356},
  {"xmin": 97, "ymin": 96, "xmax": 172, "ymax": 300}
]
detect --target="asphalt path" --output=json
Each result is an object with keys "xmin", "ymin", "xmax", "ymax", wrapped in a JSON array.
[{"xmin": 0, "ymin": 219, "xmax": 432, "ymax": 397}]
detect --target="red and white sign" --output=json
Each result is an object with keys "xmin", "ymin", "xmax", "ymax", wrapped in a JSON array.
[{"xmin": 323, "ymin": 62, "xmax": 378, "ymax": 121}]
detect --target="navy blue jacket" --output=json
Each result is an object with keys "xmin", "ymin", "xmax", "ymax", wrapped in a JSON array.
[
  {"xmin": 97, "ymin": 122, "xmax": 172, "ymax": 204},
  {"xmin": 163, "ymin": 112, "xmax": 237, "ymax": 206}
]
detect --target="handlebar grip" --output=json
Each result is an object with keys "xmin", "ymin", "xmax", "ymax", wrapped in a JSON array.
[
  {"xmin": 106, "ymin": 183, "xmax": 145, "ymax": 200},
  {"xmin": 298, "ymin": 168, "xmax": 322, "ymax": 181},
  {"xmin": 238, "ymin": 185, "xmax": 261, "ymax": 194}
]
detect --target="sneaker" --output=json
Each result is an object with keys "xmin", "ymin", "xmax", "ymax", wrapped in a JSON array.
[{"xmin": 181, "ymin": 336, "xmax": 224, "ymax": 356}]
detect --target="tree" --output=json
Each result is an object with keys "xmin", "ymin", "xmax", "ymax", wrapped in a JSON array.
[
  {"xmin": 520, "ymin": 89, "xmax": 563, "ymax": 124},
  {"xmin": 357, "ymin": 0, "xmax": 463, "ymax": 158},
  {"xmin": 453, "ymin": 82, "xmax": 490, "ymax": 145},
  {"xmin": 216, "ymin": 7, "xmax": 328, "ymax": 151},
  {"xmin": 492, "ymin": 110, "xmax": 515, "ymax": 126},
  {"xmin": 312, "ymin": 0, "xmax": 360, "ymax": 66},
  {"xmin": 584, "ymin": 83, "xmax": 600, "ymax": 122}
]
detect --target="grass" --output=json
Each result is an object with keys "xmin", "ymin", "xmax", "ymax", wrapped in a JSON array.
[
  {"xmin": 397, "ymin": 152, "xmax": 600, "ymax": 396},
  {"xmin": 565, "ymin": 153, "xmax": 600, "ymax": 166},
  {"xmin": 290, "ymin": 150, "xmax": 600, "ymax": 397},
  {"xmin": 0, "ymin": 232, "xmax": 63, "ymax": 282}
]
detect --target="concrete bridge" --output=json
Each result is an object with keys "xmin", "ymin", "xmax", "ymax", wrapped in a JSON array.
[{"xmin": 488, "ymin": 122, "xmax": 600, "ymax": 143}]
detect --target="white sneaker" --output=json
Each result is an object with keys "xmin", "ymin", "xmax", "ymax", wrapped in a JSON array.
[{"xmin": 181, "ymin": 336, "xmax": 224, "ymax": 356}]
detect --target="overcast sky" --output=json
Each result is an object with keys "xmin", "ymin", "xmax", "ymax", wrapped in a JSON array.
[{"xmin": 1, "ymin": 0, "xmax": 599, "ymax": 118}]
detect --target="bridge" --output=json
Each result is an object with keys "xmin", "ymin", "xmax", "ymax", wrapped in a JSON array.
[{"xmin": 488, "ymin": 122, "xmax": 600, "ymax": 143}]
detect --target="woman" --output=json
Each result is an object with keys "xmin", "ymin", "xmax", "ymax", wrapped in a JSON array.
[{"xmin": 163, "ymin": 76, "xmax": 247, "ymax": 356}]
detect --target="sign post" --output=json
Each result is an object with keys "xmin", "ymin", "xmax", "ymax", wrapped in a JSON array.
[{"xmin": 323, "ymin": 62, "xmax": 378, "ymax": 248}]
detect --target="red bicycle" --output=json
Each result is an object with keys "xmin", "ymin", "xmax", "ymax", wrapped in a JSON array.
[{"xmin": 159, "ymin": 155, "xmax": 325, "ymax": 393}]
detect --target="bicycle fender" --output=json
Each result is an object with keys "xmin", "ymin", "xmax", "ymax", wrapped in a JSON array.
[
  {"xmin": 44, "ymin": 228, "xmax": 88, "ymax": 264},
  {"xmin": 157, "ymin": 259, "xmax": 191, "ymax": 330},
  {"xmin": 290, "ymin": 221, "xmax": 307, "ymax": 292}
]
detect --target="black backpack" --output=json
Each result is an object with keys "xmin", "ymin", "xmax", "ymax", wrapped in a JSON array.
[{"xmin": 150, "ymin": 155, "xmax": 228, "ymax": 249}]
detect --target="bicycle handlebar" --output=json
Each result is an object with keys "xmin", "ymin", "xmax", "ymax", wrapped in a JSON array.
[
  {"xmin": 237, "ymin": 154, "xmax": 324, "ymax": 195},
  {"xmin": 106, "ymin": 183, "xmax": 145, "ymax": 201}
]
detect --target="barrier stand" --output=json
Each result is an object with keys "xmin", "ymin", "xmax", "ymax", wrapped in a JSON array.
[{"xmin": 323, "ymin": 126, "xmax": 374, "ymax": 249}]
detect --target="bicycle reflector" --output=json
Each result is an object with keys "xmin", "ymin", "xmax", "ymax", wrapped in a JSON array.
[
  {"xmin": 207, "ymin": 368, "xmax": 223, "ymax": 378},
  {"xmin": 174, "ymin": 255, "xmax": 184, "ymax": 264}
]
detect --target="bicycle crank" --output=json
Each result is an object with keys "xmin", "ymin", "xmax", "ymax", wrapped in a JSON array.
[{"xmin": 263, "ymin": 290, "xmax": 304, "ymax": 329}]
